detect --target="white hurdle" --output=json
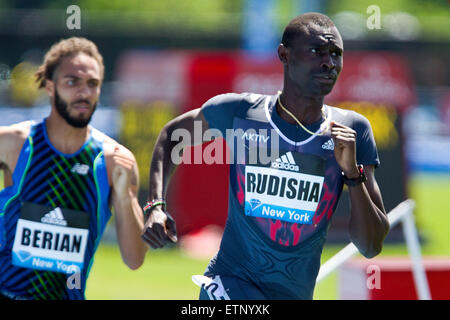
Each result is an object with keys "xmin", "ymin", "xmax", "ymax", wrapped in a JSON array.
[{"xmin": 316, "ymin": 199, "xmax": 432, "ymax": 300}]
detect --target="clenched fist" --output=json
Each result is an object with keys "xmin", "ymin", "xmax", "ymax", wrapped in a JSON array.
[
  {"xmin": 111, "ymin": 146, "xmax": 135, "ymax": 197},
  {"xmin": 330, "ymin": 121, "xmax": 360, "ymax": 178},
  {"xmin": 141, "ymin": 206, "xmax": 177, "ymax": 249}
]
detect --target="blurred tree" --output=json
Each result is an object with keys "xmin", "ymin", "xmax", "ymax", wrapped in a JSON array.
[
  {"xmin": 40, "ymin": 0, "xmax": 244, "ymax": 35},
  {"xmin": 9, "ymin": 62, "xmax": 43, "ymax": 107},
  {"xmin": 326, "ymin": 0, "xmax": 450, "ymax": 40},
  {"xmin": 2, "ymin": 0, "xmax": 56, "ymax": 9},
  {"xmin": 2, "ymin": 0, "xmax": 447, "ymax": 40}
]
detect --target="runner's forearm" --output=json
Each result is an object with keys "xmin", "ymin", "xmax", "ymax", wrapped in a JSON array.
[
  {"xmin": 348, "ymin": 175, "xmax": 389, "ymax": 258},
  {"xmin": 114, "ymin": 195, "xmax": 148, "ymax": 269}
]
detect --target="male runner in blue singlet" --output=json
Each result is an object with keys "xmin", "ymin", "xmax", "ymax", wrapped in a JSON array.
[
  {"xmin": 142, "ymin": 13, "xmax": 389, "ymax": 299},
  {"xmin": 0, "ymin": 37, "xmax": 147, "ymax": 300}
]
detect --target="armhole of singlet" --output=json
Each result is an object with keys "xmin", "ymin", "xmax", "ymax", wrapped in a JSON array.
[
  {"xmin": 0, "ymin": 135, "xmax": 34, "ymax": 214},
  {"xmin": 85, "ymin": 142, "xmax": 112, "ymax": 279}
]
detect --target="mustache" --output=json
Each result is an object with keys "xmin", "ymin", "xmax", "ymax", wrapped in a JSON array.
[
  {"xmin": 71, "ymin": 99, "xmax": 92, "ymax": 105},
  {"xmin": 315, "ymin": 71, "xmax": 338, "ymax": 79}
]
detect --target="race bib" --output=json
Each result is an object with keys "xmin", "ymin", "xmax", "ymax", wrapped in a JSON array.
[
  {"xmin": 244, "ymin": 151, "xmax": 325, "ymax": 225},
  {"xmin": 12, "ymin": 202, "xmax": 89, "ymax": 274}
]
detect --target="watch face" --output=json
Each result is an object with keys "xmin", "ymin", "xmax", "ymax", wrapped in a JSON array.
[{"xmin": 359, "ymin": 165, "xmax": 367, "ymax": 182}]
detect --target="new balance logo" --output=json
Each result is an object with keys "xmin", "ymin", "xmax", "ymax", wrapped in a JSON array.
[
  {"xmin": 71, "ymin": 163, "xmax": 89, "ymax": 175},
  {"xmin": 322, "ymin": 139, "xmax": 335, "ymax": 150},
  {"xmin": 41, "ymin": 207, "xmax": 67, "ymax": 226},
  {"xmin": 271, "ymin": 151, "xmax": 299, "ymax": 172}
]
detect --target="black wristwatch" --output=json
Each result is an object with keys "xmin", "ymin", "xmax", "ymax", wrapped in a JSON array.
[{"xmin": 342, "ymin": 164, "xmax": 366, "ymax": 187}]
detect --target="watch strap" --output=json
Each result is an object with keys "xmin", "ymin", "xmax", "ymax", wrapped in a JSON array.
[{"xmin": 342, "ymin": 165, "xmax": 367, "ymax": 187}]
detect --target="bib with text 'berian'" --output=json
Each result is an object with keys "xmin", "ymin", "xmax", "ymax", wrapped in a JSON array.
[
  {"xmin": 244, "ymin": 150, "xmax": 325, "ymax": 225},
  {"xmin": 12, "ymin": 202, "xmax": 89, "ymax": 274}
]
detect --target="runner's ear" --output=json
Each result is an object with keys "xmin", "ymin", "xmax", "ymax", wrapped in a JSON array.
[
  {"xmin": 45, "ymin": 79, "xmax": 55, "ymax": 98},
  {"xmin": 278, "ymin": 44, "xmax": 289, "ymax": 64}
]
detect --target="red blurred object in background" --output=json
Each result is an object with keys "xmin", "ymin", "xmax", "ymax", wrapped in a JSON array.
[{"xmin": 339, "ymin": 257, "xmax": 450, "ymax": 300}]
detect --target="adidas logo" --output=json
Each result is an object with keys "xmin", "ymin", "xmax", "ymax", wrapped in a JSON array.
[
  {"xmin": 322, "ymin": 139, "xmax": 335, "ymax": 150},
  {"xmin": 271, "ymin": 151, "xmax": 299, "ymax": 172},
  {"xmin": 71, "ymin": 163, "xmax": 89, "ymax": 175},
  {"xmin": 41, "ymin": 207, "xmax": 68, "ymax": 226}
]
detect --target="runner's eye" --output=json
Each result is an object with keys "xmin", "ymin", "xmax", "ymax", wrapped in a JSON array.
[
  {"xmin": 88, "ymin": 81, "xmax": 99, "ymax": 88},
  {"xmin": 331, "ymin": 51, "xmax": 342, "ymax": 57}
]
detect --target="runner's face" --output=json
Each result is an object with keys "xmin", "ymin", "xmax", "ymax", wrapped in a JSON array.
[
  {"xmin": 283, "ymin": 25, "xmax": 343, "ymax": 97},
  {"xmin": 51, "ymin": 53, "xmax": 101, "ymax": 128}
]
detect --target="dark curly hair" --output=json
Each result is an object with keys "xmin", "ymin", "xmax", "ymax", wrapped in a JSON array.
[{"xmin": 35, "ymin": 37, "xmax": 104, "ymax": 89}]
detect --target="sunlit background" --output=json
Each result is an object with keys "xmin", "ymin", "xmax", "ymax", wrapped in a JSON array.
[{"xmin": 0, "ymin": 0, "xmax": 449, "ymax": 300}]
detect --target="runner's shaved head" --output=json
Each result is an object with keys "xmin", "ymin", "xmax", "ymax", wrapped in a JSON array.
[{"xmin": 281, "ymin": 12, "xmax": 336, "ymax": 48}]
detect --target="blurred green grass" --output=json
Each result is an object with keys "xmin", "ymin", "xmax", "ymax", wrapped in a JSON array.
[
  {"xmin": 85, "ymin": 173, "xmax": 450, "ymax": 299},
  {"xmin": 86, "ymin": 245, "xmax": 208, "ymax": 299}
]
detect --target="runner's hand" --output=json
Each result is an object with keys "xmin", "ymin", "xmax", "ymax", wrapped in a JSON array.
[
  {"xmin": 141, "ymin": 206, "xmax": 177, "ymax": 249},
  {"xmin": 330, "ymin": 121, "xmax": 359, "ymax": 178},
  {"xmin": 111, "ymin": 147, "xmax": 135, "ymax": 198}
]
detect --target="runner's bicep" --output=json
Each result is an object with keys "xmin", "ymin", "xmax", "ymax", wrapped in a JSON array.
[{"xmin": 165, "ymin": 108, "xmax": 211, "ymax": 146}]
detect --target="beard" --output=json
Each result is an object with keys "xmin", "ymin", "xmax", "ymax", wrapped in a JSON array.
[{"xmin": 54, "ymin": 89, "xmax": 97, "ymax": 128}]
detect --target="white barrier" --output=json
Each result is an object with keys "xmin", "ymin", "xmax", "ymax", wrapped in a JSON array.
[{"xmin": 316, "ymin": 199, "xmax": 431, "ymax": 300}]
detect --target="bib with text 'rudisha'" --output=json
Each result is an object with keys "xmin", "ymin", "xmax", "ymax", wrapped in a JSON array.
[
  {"xmin": 12, "ymin": 202, "xmax": 89, "ymax": 274},
  {"xmin": 244, "ymin": 151, "xmax": 325, "ymax": 225}
]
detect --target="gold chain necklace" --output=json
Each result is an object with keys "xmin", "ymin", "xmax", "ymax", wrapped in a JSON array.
[{"xmin": 276, "ymin": 91, "xmax": 328, "ymax": 136}]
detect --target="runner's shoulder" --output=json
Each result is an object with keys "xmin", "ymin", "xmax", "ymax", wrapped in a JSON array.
[
  {"xmin": 100, "ymin": 134, "xmax": 133, "ymax": 158},
  {"xmin": 100, "ymin": 133, "xmax": 136, "ymax": 166},
  {"xmin": 327, "ymin": 105, "xmax": 372, "ymax": 130},
  {"xmin": 0, "ymin": 121, "xmax": 31, "ymax": 150},
  {"xmin": 201, "ymin": 92, "xmax": 268, "ymax": 116}
]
